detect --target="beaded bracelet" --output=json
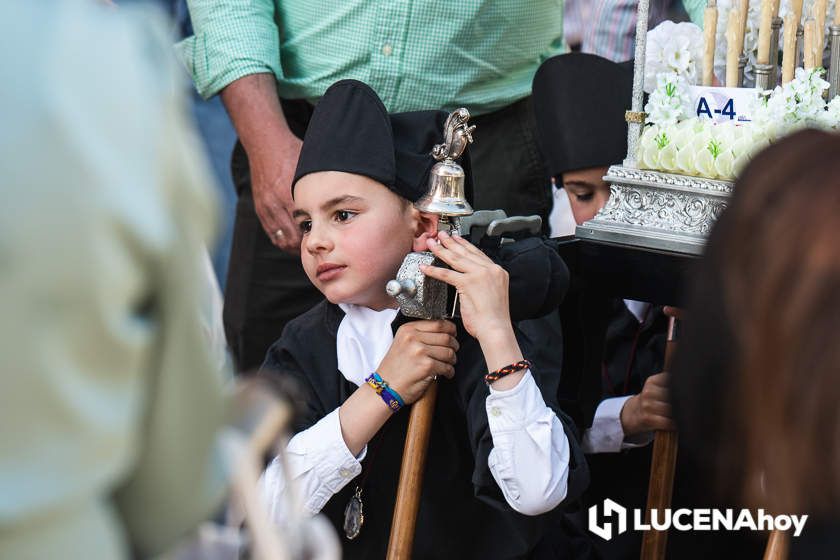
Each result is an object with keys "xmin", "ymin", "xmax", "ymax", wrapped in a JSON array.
[
  {"xmin": 484, "ymin": 359, "xmax": 532, "ymax": 385},
  {"xmin": 365, "ymin": 372, "xmax": 405, "ymax": 412}
]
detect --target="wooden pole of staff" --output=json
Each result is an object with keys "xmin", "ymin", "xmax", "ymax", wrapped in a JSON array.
[
  {"xmin": 763, "ymin": 529, "xmax": 790, "ymax": 560},
  {"xmin": 386, "ymin": 381, "xmax": 439, "ymax": 559},
  {"xmin": 640, "ymin": 315, "xmax": 680, "ymax": 560}
]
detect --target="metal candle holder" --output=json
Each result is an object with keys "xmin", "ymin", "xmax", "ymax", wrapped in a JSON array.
[
  {"xmin": 770, "ymin": 16, "xmax": 783, "ymax": 86},
  {"xmin": 754, "ymin": 63, "xmax": 774, "ymax": 91},
  {"xmin": 830, "ymin": 25, "xmax": 840, "ymax": 98},
  {"xmin": 797, "ymin": 24, "xmax": 805, "ymax": 67}
]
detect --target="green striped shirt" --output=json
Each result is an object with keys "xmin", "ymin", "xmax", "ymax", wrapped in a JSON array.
[{"xmin": 178, "ymin": 0, "xmax": 565, "ymax": 115}]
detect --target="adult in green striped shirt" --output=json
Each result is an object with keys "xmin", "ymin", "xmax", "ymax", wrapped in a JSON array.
[{"xmin": 178, "ymin": 1, "xmax": 571, "ymax": 372}]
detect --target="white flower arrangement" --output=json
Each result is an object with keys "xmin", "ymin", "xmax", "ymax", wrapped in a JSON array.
[
  {"xmin": 751, "ymin": 67, "xmax": 830, "ymax": 138},
  {"xmin": 637, "ymin": 118, "xmax": 769, "ymax": 181},
  {"xmin": 644, "ymin": 20, "xmax": 705, "ymax": 93},
  {"xmin": 637, "ymin": 68, "xmax": 838, "ymax": 181},
  {"xmin": 819, "ymin": 97, "xmax": 840, "ymax": 130},
  {"xmin": 644, "ymin": 72, "xmax": 693, "ymax": 126}
]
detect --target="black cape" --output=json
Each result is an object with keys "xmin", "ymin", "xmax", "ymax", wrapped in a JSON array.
[{"xmin": 262, "ymin": 298, "xmax": 592, "ymax": 559}]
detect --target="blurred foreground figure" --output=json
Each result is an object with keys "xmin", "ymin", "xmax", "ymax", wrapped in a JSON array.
[
  {"xmin": 0, "ymin": 2, "xmax": 228, "ymax": 558},
  {"xmin": 673, "ymin": 129, "xmax": 840, "ymax": 558}
]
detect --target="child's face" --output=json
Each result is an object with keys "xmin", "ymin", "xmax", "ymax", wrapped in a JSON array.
[
  {"xmin": 293, "ymin": 171, "xmax": 434, "ymax": 310},
  {"xmin": 563, "ymin": 166, "xmax": 611, "ymax": 225}
]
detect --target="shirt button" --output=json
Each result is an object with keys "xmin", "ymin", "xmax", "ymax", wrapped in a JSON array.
[
  {"xmin": 490, "ymin": 407, "xmax": 502, "ymax": 417},
  {"xmin": 381, "ymin": 43, "xmax": 393, "ymax": 56},
  {"xmin": 339, "ymin": 467, "xmax": 352, "ymax": 478}
]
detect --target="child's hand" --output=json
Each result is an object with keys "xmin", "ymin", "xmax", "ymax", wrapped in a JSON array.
[
  {"xmin": 619, "ymin": 372, "xmax": 676, "ymax": 435},
  {"xmin": 420, "ymin": 231, "xmax": 512, "ymax": 343},
  {"xmin": 377, "ymin": 320, "xmax": 459, "ymax": 405}
]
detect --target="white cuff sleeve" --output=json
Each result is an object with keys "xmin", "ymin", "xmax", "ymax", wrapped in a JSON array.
[
  {"xmin": 581, "ymin": 396, "xmax": 653, "ymax": 454},
  {"xmin": 485, "ymin": 371, "xmax": 570, "ymax": 515},
  {"xmin": 262, "ymin": 408, "xmax": 366, "ymax": 522}
]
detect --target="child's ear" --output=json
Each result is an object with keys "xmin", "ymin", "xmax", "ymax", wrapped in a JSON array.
[{"xmin": 412, "ymin": 211, "xmax": 439, "ymax": 252}]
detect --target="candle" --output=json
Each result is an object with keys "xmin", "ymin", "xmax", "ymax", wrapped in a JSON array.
[
  {"xmin": 782, "ymin": 11, "xmax": 797, "ymax": 83},
  {"xmin": 739, "ymin": 0, "xmax": 750, "ymax": 53},
  {"xmin": 757, "ymin": 0, "xmax": 774, "ymax": 64},
  {"xmin": 704, "ymin": 4, "xmax": 719, "ymax": 85},
  {"xmin": 804, "ymin": 17, "xmax": 816, "ymax": 69},
  {"xmin": 814, "ymin": 0, "xmax": 827, "ymax": 63},
  {"xmin": 835, "ymin": 0, "xmax": 840, "ymax": 26},
  {"xmin": 738, "ymin": 0, "xmax": 750, "ymax": 52},
  {"xmin": 727, "ymin": 7, "xmax": 742, "ymax": 86},
  {"xmin": 772, "ymin": 0, "xmax": 780, "ymax": 19},
  {"xmin": 790, "ymin": 0, "xmax": 804, "ymax": 26}
]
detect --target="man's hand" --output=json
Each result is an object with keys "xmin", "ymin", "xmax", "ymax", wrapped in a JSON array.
[
  {"xmin": 620, "ymin": 372, "xmax": 675, "ymax": 435},
  {"xmin": 221, "ymin": 73, "xmax": 303, "ymax": 252},
  {"xmin": 249, "ymin": 134, "xmax": 303, "ymax": 251}
]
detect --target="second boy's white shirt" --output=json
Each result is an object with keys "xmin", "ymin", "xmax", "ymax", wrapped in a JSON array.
[{"xmin": 263, "ymin": 303, "xmax": 571, "ymax": 522}]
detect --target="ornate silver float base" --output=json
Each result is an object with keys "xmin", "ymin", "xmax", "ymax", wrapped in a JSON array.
[{"xmin": 575, "ymin": 165, "xmax": 734, "ymax": 256}]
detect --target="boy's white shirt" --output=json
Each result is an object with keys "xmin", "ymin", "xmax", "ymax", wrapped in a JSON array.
[{"xmin": 263, "ymin": 303, "xmax": 571, "ymax": 523}]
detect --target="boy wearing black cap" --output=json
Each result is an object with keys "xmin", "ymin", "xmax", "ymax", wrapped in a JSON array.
[
  {"xmin": 260, "ymin": 80, "xmax": 590, "ymax": 558},
  {"xmin": 531, "ymin": 53, "xmax": 673, "ymax": 558}
]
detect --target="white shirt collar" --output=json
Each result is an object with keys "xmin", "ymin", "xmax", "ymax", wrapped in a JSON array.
[
  {"xmin": 623, "ymin": 299, "xmax": 651, "ymax": 324},
  {"xmin": 336, "ymin": 303, "xmax": 399, "ymax": 387}
]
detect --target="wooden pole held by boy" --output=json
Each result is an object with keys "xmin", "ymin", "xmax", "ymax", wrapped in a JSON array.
[
  {"xmin": 387, "ymin": 110, "xmax": 476, "ymax": 559},
  {"xmin": 640, "ymin": 315, "xmax": 680, "ymax": 560}
]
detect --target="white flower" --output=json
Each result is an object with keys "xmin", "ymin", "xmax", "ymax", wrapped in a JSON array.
[
  {"xmin": 659, "ymin": 142, "xmax": 679, "ymax": 172},
  {"xmin": 694, "ymin": 147, "xmax": 717, "ymax": 179},
  {"xmin": 819, "ymin": 97, "xmax": 840, "ymax": 129},
  {"xmin": 645, "ymin": 20, "xmax": 705, "ymax": 93},
  {"xmin": 750, "ymin": 67, "xmax": 828, "ymax": 138},
  {"xmin": 714, "ymin": 149, "xmax": 735, "ymax": 180},
  {"xmin": 637, "ymin": 125, "xmax": 662, "ymax": 169},
  {"xmin": 645, "ymin": 72, "xmax": 693, "ymax": 126},
  {"xmin": 780, "ymin": 68, "xmax": 828, "ymax": 125},
  {"xmin": 713, "ymin": 120, "xmax": 739, "ymax": 150},
  {"xmin": 676, "ymin": 141, "xmax": 695, "ymax": 174},
  {"xmin": 670, "ymin": 118, "xmax": 695, "ymax": 150}
]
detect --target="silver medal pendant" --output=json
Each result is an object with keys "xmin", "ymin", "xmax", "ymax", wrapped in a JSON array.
[{"xmin": 343, "ymin": 486, "xmax": 365, "ymax": 540}]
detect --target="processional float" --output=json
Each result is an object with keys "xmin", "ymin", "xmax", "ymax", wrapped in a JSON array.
[{"xmin": 576, "ymin": 1, "xmax": 840, "ymax": 559}]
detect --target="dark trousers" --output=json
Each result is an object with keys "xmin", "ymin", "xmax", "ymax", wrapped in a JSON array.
[{"xmin": 224, "ymin": 97, "xmax": 551, "ymax": 373}]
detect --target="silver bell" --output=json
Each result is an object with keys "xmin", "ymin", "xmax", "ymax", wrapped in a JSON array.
[
  {"xmin": 387, "ymin": 108, "xmax": 477, "ymax": 319},
  {"xmin": 414, "ymin": 108, "xmax": 475, "ymax": 219}
]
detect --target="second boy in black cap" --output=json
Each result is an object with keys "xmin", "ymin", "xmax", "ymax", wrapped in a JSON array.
[{"xmin": 531, "ymin": 53, "xmax": 672, "ymax": 559}]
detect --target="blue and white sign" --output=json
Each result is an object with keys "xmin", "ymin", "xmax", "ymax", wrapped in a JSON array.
[{"xmin": 689, "ymin": 86, "xmax": 756, "ymax": 123}]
